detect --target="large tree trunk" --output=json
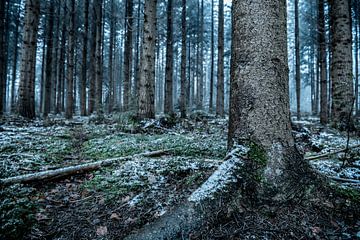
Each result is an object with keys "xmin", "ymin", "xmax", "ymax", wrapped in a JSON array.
[
  {"xmin": 216, "ymin": 0, "xmax": 224, "ymax": 117},
  {"xmin": 123, "ymin": 0, "xmax": 134, "ymax": 111},
  {"xmin": 330, "ymin": 0, "xmax": 354, "ymax": 129},
  {"xmin": 43, "ymin": 3, "xmax": 55, "ymax": 118},
  {"xmin": 80, "ymin": 0, "xmax": 89, "ymax": 116},
  {"xmin": 164, "ymin": 0, "xmax": 174, "ymax": 115},
  {"xmin": 179, "ymin": 0, "xmax": 187, "ymax": 118},
  {"xmin": 319, "ymin": 0, "xmax": 328, "ymax": 124},
  {"xmin": 295, "ymin": 0, "xmax": 301, "ymax": 120},
  {"xmin": 137, "ymin": 0, "xmax": 157, "ymax": 119},
  {"xmin": 124, "ymin": 1, "xmax": 311, "ymax": 239},
  {"xmin": 65, "ymin": 0, "xmax": 76, "ymax": 119},
  {"xmin": 18, "ymin": 0, "xmax": 40, "ymax": 119}
]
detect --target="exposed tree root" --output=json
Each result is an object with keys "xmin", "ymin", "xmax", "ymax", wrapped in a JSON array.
[{"xmin": 0, "ymin": 149, "xmax": 170, "ymax": 185}]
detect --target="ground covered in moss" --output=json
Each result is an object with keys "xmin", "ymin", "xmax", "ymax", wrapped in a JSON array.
[{"xmin": 0, "ymin": 113, "xmax": 359, "ymax": 239}]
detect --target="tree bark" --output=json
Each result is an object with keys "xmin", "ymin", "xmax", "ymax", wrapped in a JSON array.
[
  {"xmin": 65, "ymin": 0, "xmax": 76, "ymax": 119},
  {"xmin": 18, "ymin": 0, "xmax": 40, "ymax": 119},
  {"xmin": 209, "ymin": 0, "xmax": 214, "ymax": 113},
  {"xmin": 88, "ymin": 1, "xmax": 97, "ymax": 115},
  {"xmin": 295, "ymin": 0, "xmax": 301, "ymax": 120},
  {"xmin": 137, "ymin": 0, "xmax": 157, "ymax": 119},
  {"xmin": 80, "ymin": 0, "xmax": 89, "ymax": 116},
  {"xmin": 95, "ymin": 0, "xmax": 103, "ymax": 113},
  {"xmin": 0, "ymin": 0, "xmax": 5, "ymax": 115},
  {"xmin": 108, "ymin": 0, "xmax": 115, "ymax": 113},
  {"xmin": 196, "ymin": 0, "xmax": 204, "ymax": 110},
  {"xmin": 319, "ymin": 0, "xmax": 328, "ymax": 124},
  {"xmin": 179, "ymin": 0, "xmax": 187, "ymax": 118},
  {"xmin": 164, "ymin": 0, "xmax": 174, "ymax": 115},
  {"xmin": 216, "ymin": 0, "xmax": 225, "ymax": 117},
  {"xmin": 329, "ymin": 0, "xmax": 354, "ymax": 129}
]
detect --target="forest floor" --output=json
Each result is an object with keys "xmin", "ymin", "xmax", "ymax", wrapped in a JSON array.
[{"xmin": 0, "ymin": 112, "xmax": 359, "ymax": 240}]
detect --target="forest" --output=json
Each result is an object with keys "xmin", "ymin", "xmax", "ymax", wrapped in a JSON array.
[{"xmin": 0, "ymin": 0, "xmax": 360, "ymax": 239}]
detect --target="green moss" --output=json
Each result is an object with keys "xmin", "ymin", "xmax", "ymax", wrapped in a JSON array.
[
  {"xmin": 334, "ymin": 187, "xmax": 360, "ymax": 203},
  {"xmin": 247, "ymin": 142, "xmax": 267, "ymax": 167}
]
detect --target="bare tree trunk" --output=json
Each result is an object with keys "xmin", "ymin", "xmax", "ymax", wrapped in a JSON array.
[
  {"xmin": 80, "ymin": 0, "xmax": 89, "ymax": 116},
  {"xmin": 0, "ymin": 0, "xmax": 5, "ymax": 115},
  {"xmin": 51, "ymin": 3, "xmax": 60, "ymax": 114},
  {"xmin": 18, "ymin": 0, "xmax": 40, "ymax": 119},
  {"xmin": 88, "ymin": 1, "xmax": 97, "ymax": 115},
  {"xmin": 43, "ymin": 3, "xmax": 55, "ymax": 117},
  {"xmin": 95, "ymin": 0, "xmax": 103, "ymax": 113},
  {"xmin": 137, "ymin": 0, "xmax": 157, "ymax": 119},
  {"xmin": 295, "ymin": 0, "xmax": 301, "ymax": 120},
  {"xmin": 57, "ymin": 1, "xmax": 67, "ymax": 114},
  {"xmin": 209, "ymin": 0, "xmax": 214, "ymax": 113},
  {"xmin": 11, "ymin": 2, "xmax": 21, "ymax": 113},
  {"xmin": 180, "ymin": 0, "xmax": 187, "ymax": 118},
  {"xmin": 329, "ymin": 0, "xmax": 354, "ymax": 129},
  {"xmin": 164, "ymin": 0, "xmax": 174, "ymax": 115},
  {"xmin": 216, "ymin": 0, "xmax": 224, "ymax": 117},
  {"xmin": 123, "ymin": 0, "xmax": 134, "ymax": 111},
  {"xmin": 355, "ymin": 10, "xmax": 359, "ymax": 115},
  {"xmin": 319, "ymin": 0, "xmax": 328, "ymax": 124},
  {"xmin": 196, "ymin": 0, "xmax": 204, "ymax": 110},
  {"xmin": 65, "ymin": 0, "xmax": 76, "ymax": 119},
  {"xmin": 133, "ymin": 0, "xmax": 142, "ymax": 109},
  {"xmin": 108, "ymin": 0, "xmax": 115, "ymax": 113}
]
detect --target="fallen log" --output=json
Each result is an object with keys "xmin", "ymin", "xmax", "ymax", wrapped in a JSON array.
[
  {"xmin": 0, "ymin": 149, "xmax": 170, "ymax": 185},
  {"xmin": 330, "ymin": 176, "xmax": 360, "ymax": 184},
  {"xmin": 305, "ymin": 144, "xmax": 360, "ymax": 161}
]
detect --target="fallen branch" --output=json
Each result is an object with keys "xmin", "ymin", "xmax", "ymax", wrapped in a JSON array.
[
  {"xmin": 0, "ymin": 149, "xmax": 170, "ymax": 185},
  {"xmin": 330, "ymin": 176, "xmax": 360, "ymax": 184},
  {"xmin": 305, "ymin": 144, "xmax": 360, "ymax": 161}
]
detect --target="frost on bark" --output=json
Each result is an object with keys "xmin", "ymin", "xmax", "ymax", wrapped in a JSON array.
[
  {"xmin": 18, "ymin": 0, "xmax": 40, "ymax": 119},
  {"xmin": 125, "ymin": 1, "xmax": 312, "ymax": 239},
  {"xmin": 137, "ymin": 0, "xmax": 157, "ymax": 119},
  {"xmin": 329, "ymin": 0, "xmax": 354, "ymax": 129}
]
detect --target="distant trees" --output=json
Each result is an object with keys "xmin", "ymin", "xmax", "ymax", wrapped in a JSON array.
[
  {"xmin": 164, "ymin": 0, "xmax": 174, "ymax": 115},
  {"xmin": 0, "ymin": 0, "xmax": 6, "ymax": 116}
]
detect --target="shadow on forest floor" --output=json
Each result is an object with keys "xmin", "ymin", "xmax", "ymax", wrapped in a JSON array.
[{"xmin": 0, "ymin": 113, "xmax": 359, "ymax": 239}]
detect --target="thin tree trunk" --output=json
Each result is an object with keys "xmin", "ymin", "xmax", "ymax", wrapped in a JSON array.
[
  {"xmin": 43, "ymin": 3, "xmax": 55, "ymax": 117},
  {"xmin": 164, "ymin": 0, "xmax": 174, "ymax": 115},
  {"xmin": 295, "ymin": 0, "xmax": 301, "ymax": 120},
  {"xmin": 216, "ymin": 0, "xmax": 224, "ymax": 117},
  {"xmin": 180, "ymin": 0, "xmax": 187, "ymax": 118},
  {"xmin": 0, "ymin": 0, "xmax": 5, "ymax": 115},
  {"xmin": 65, "ymin": 0, "xmax": 76, "ymax": 119},
  {"xmin": 196, "ymin": 0, "xmax": 204, "ymax": 110},
  {"xmin": 80, "ymin": 0, "xmax": 89, "ymax": 116},
  {"xmin": 18, "ymin": 0, "xmax": 40, "ymax": 119},
  {"xmin": 133, "ymin": 0, "xmax": 142, "ymax": 109},
  {"xmin": 57, "ymin": 1, "xmax": 67, "ymax": 114},
  {"xmin": 95, "ymin": 0, "xmax": 103, "ymax": 113},
  {"xmin": 51, "ymin": 3, "xmax": 61, "ymax": 114},
  {"xmin": 88, "ymin": 1, "xmax": 97, "ymax": 115},
  {"xmin": 108, "ymin": 0, "xmax": 115, "ymax": 113},
  {"xmin": 355, "ymin": 13, "xmax": 359, "ymax": 115},
  {"xmin": 209, "ymin": 0, "xmax": 214, "ymax": 113},
  {"xmin": 11, "ymin": 2, "xmax": 21, "ymax": 113},
  {"xmin": 137, "ymin": 0, "xmax": 157, "ymax": 119}
]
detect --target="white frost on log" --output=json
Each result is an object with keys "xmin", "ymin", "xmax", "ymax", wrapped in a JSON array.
[{"xmin": 188, "ymin": 145, "xmax": 248, "ymax": 203}]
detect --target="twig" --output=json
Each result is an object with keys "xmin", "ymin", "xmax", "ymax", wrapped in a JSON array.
[
  {"xmin": 330, "ymin": 176, "xmax": 360, "ymax": 184},
  {"xmin": 305, "ymin": 144, "xmax": 360, "ymax": 161}
]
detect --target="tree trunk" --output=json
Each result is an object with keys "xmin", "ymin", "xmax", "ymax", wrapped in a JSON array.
[
  {"xmin": 330, "ymin": 0, "xmax": 354, "ymax": 129},
  {"xmin": 88, "ymin": 1, "xmax": 97, "ymax": 115},
  {"xmin": 95, "ymin": 0, "xmax": 103, "ymax": 113},
  {"xmin": 51, "ymin": 3, "xmax": 61, "ymax": 114},
  {"xmin": 108, "ymin": 0, "xmax": 115, "ymax": 113},
  {"xmin": 209, "ymin": 0, "xmax": 214, "ymax": 113},
  {"xmin": 80, "ymin": 0, "xmax": 89, "ymax": 116},
  {"xmin": 43, "ymin": 3, "xmax": 55, "ymax": 118},
  {"xmin": 164, "ymin": 0, "xmax": 174, "ymax": 115},
  {"xmin": 295, "ymin": 0, "xmax": 301, "ymax": 120},
  {"xmin": 137, "ymin": 0, "xmax": 157, "ymax": 119},
  {"xmin": 355, "ymin": 10, "xmax": 359, "ymax": 115},
  {"xmin": 319, "ymin": 0, "xmax": 328, "ymax": 124},
  {"xmin": 179, "ymin": 0, "xmax": 187, "ymax": 118},
  {"xmin": 123, "ymin": 0, "xmax": 134, "ymax": 111},
  {"xmin": 196, "ymin": 0, "xmax": 204, "ymax": 110},
  {"xmin": 216, "ymin": 0, "xmax": 224, "ymax": 117},
  {"xmin": 65, "ymin": 0, "xmax": 76, "ymax": 119},
  {"xmin": 0, "ymin": 0, "xmax": 5, "ymax": 115},
  {"xmin": 57, "ymin": 1, "xmax": 67, "ymax": 114},
  {"xmin": 10, "ymin": 2, "xmax": 21, "ymax": 113},
  {"xmin": 133, "ymin": 0, "xmax": 142, "ymax": 110},
  {"xmin": 18, "ymin": 0, "xmax": 40, "ymax": 119},
  {"xmin": 124, "ymin": 1, "xmax": 312, "ymax": 239}
]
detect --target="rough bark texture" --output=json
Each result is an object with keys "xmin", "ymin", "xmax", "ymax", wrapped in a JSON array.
[
  {"xmin": 0, "ymin": 0, "xmax": 8, "ymax": 115},
  {"xmin": 108, "ymin": 0, "xmax": 115, "ymax": 113},
  {"xmin": 88, "ymin": 2, "xmax": 97, "ymax": 115},
  {"xmin": 216, "ymin": 0, "xmax": 225, "ymax": 117},
  {"xmin": 330, "ymin": 0, "xmax": 354, "ymax": 129},
  {"xmin": 95, "ymin": 0, "xmax": 103, "ymax": 113},
  {"xmin": 65, "ymin": 0, "xmax": 75, "ymax": 119},
  {"xmin": 295, "ymin": 0, "xmax": 301, "ymax": 120},
  {"xmin": 11, "ymin": 3, "xmax": 21, "ymax": 112},
  {"xmin": 123, "ymin": 0, "xmax": 134, "ymax": 111},
  {"xmin": 179, "ymin": 0, "xmax": 187, "ymax": 118},
  {"xmin": 43, "ymin": 3, "xmax": 55, "ymax": 117},
  {"xmin": 209, "ymin": 0, "xmax": 214, "ymax": 113},
  {"xmin": 18, "ymin": 0, "xmax": 40, "ymax": 119},
  {"xmin": 125, "ymin": 1, "xmax": 311, "ymax": 239},
  {"xmin": 137, "ymin": 0, "xmax": 157, "ymax": 119},
  {"xmin": 196, "ymin": 0, "xmax": 204, "ymax": 110},
  {"xmin": 80, "ymin": 0, "xmax": 89, "ymax": 116},
  {"xmin": 164, "ymin": 0, "xmax": 174, "ymax": 115},
  {"xmin": 319, "ymin": 0, "xmax": 328, "ymax": 124}
]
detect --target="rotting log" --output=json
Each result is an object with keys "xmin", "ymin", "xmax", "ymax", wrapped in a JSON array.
[{"xmin": 0, "ymin": 149, "xmax": 170, "ymax": 185}]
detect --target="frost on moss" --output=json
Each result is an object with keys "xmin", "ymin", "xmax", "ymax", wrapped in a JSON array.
[{"xmin": 188, "ymin": 145, "xmax": 248, "ymax": 203}]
